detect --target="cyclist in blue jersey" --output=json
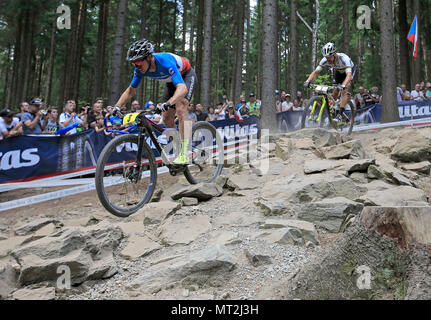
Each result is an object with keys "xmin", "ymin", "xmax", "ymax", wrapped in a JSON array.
[{"xmin": 113, "ymin": 38, "xmax": 197, "ymax": 164}]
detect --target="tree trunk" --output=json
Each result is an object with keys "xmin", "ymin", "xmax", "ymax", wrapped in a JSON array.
[
  {"xmin": 380, "ymin": 0, "xmax": 399, "ymax": 123},
  {"xmin": 312, "ymin": 0, "xmax": 320, "ymax": 71},
  {"xmin": 182, "ymin": 0, "xmax": 187, "ymax": 56},
  {"xmin": 45, "ymin": 19, "xmax": 57, "ymax": 106},
  {"xmin": 257, "ymin": 0, "xmax": 263, "ymax": 98},
  {"xmin": 172, "ymin": 0, "xmax": 177, "ymax": 52},
  {"xmin": 245, "ymin": 0, "xmax": 251, "ymax": 97},
  {"xmin": 289, "ymin": 0, "xmax": 298, "ymax": 100},
  {"xmin": 2, "ymin": 43, "xmax": 11, "ymax": 108},
  {"xmin": 93, "ymin": 0, "xmax": 109, "ymax": 102},
  {"xmin": 189, "ymin": 0, "xmax": 195, "ymax": 63},
  {"xmin": 73, "ymin": 1, "xmax": 87, "ymax": 102},
  {"xmin": 260, "ymin": 0, "xmax": 278, "ymax": 132},
  {"xmin": 200, "ymin": 0, "xmax": 212, "ymax": 107},
  {"xmin": 233, "ymin": 0, "xmax": 245, "ymax": 104},
  {"xmin": 109, "ymin": 0, "xmax": 128, "ymax": 106},
  {"xmin": 136, "ymin": 0, "xmax": 147, "ymax": 104},
  {"xmin": 398, "ymin": 0, "xmax": 410, "ymax": 87},
  {"xmin": 195, "ymin": 0, "xmax": 204, "ymax": 103},
  {"xmin": 342, "ymin": 0, "xmax": 349, "ymax": 52},
  {"xmin": 21, "ymin": 10, "xmax": 34, "ymax": 103},
  {"xmin": 9, "ymin": 11, "xmax": 24, "ymax": 107}
]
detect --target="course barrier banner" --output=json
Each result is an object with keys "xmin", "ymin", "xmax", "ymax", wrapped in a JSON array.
[
  {"xmin": 276, "ymin": 99, "xmax": 431, "ymax": 133},
  {"xmin": 0, "ymin": 116, "xmax": 260, "ymax": 184}
]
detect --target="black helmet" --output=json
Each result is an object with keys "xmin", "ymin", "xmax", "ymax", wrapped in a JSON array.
[{"xmin": 126, "ymin": 38, "xmax": 154, "ymax": 62}]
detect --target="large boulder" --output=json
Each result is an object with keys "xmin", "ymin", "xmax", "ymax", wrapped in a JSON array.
[
  {"xmin": 298, "ymin": 197, "xmax": 364, "ymax": 233},
  {"xmin": 304, "ymin": 159, "xmax": 375, "ymax": 175},
  {"xmin": 258, "ymin": 219, "xmax": 319, "ymax": 245},
  {"xmin": 127, "ymin": 245, "xmax": 236, "ymax": 293},
  {"xmin": 283, "ymin": 128, "xmax": 342, "ymax": 148},
  {"xmin": 255, "ymin": 199, "xmax": 289, "ymax": 216},
  {"xmin": 14, "ymin": 218, "xmax": 60, "ymax": 236},
  {"xmin": 157, "ymin": 215, "xmax": 211, "ymax": 246},
  {"xmin": 321, "ymin": 140, "xmax": 367, "ymax": 160},
  {"xmin": 11, "ymin": 222, "xmax": 123, "ymax": 286},
  {"xmin": 303, "ymin": 160, "xmax": 343, "ymax": 174},
  {"xmin": 227, "ymin": 174, "xmax": 261, "ymax": 190},
  {"xmin": 120, "ymin": 236, "xmax": 161, "ymax": 261},
  {"xmin": 399, "ymin": 161, "xmax": 431, "ymax": 175},
  {"xmin": 171, "ymin": 183, "xmax": 223, "ymax": 201},
  {"xmin": 367, "ymin": 164, "xmax": 414, "ymax": 186},
  {"xmin": 0, "ymin": 257, "xmax": 19, "ymax": 299},
  {"xmin": 261, "ymin": 173, "xmax": 367, "ymax": 205},
  {"xmin": 360, "ymin": 183, "xmax": 429, "ymax": 207},
  {"xmin": 136, "ymin": 201, "xmax": 182, "ymax": 225},
  {"xmin": 391, "ymin": 129, "xmax": 431, "ymax": 162},
  {"xmin": 12, "ymin": 287, "xmax": 56, "ymax": 300}
]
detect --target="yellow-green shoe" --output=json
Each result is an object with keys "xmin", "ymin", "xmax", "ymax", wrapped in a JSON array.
[{"xmin": 173, "ymin": 153, "xmax": 190, "ymax": 165}]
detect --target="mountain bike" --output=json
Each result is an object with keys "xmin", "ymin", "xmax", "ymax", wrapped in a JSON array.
[
  {"xmin": 301, "ymin": 84, "xmax": 356, "ymax": 135},
  {"xmin": 95, "ymin": 106, "xmax": 224, "ymax": 218}
]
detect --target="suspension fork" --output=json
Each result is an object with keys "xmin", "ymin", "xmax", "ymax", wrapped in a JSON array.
[
  {"xmin": 134, "ymin": 120, "xmax": 147, "ymax": 175},
  {"xmin": 309, "ymin": 96, "xmax": 327, "ymax": 122}
]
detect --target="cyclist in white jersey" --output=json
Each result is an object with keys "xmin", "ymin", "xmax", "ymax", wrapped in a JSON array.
[{"xmin": 304, "ymin": 42, "xmax": 355, "ymax": 120}]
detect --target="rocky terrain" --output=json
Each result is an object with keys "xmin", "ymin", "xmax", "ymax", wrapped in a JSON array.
[{"xmin": 1, "ymin": 126, "xmax": 431, "ymax": 300}]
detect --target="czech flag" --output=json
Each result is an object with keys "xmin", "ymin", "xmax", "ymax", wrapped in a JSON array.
[{"xmin": 408, "ymin": 16, "xmax": 418, "ymax": 60}]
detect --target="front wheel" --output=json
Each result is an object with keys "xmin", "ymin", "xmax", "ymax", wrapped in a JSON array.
[
  {"xmin": 184, "ymin": 121, "xmax": 224, "ymax": 184},
  {"xmin": 301, "ymin": 96, "xmax": 329, "ymax": 129},
  {"xmin": 95, "ymin": 134, "xmax": 157, "ymax": 218}
]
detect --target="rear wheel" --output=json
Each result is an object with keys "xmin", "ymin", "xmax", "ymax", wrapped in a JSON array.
[
  {"xmin": 95, "ymin": 134, "xmax": 157, "ymax": 218},
  {"xmin": 301, "ymin": 96, "xmax": 329, "ymax": 129},
  {"xmin": 184, "ymin": 121, "xmax": 224, "ymax": 184}
]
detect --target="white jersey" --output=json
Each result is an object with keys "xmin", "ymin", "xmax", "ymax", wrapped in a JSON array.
[{"xmin": 316, "ymin": 53, "xmax": 354, "ymax": 74}]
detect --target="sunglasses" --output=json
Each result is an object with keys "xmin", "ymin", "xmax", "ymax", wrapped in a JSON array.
[{"xmin": 132, "ymin": 60, "xmax": 145, "ymax": 67}]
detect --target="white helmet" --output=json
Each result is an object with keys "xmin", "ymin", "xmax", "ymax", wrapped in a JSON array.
[{"xmin": 322, "ymin": 42, "xmax": 337, "ymax": 58}]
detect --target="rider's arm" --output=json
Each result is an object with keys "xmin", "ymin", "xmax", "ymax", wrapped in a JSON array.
[
  {"xmin": 342, "ymin": 72, "xmax": 353, "ymax": 87},
  {"xmin": 116, "ymin": 86, "xmax": 136, "ymax": 109},
  {"xmin": 306, "ymin": 69, "xmax": 320, "ymax": 82}
]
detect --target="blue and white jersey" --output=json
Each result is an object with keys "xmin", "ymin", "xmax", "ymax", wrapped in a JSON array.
[{"xmin": 130, "ymin": 53, "xmax": 191, "ymax": 89}]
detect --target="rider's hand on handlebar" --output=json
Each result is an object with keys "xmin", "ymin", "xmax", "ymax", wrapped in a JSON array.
[
  {"xmin": 108, "ymin": 106, "xmax": 123, "ymax": 117},
  {"xmin": 303, "ymin": 81, "xmax": 311, "ymax": 88},
  {"xmin": 155, "ymin": 102, "xmax": 172, "ymax": 114},
  {"xmin": 337, "ymin": 84, "xmax": 346, "ymax": 91}
]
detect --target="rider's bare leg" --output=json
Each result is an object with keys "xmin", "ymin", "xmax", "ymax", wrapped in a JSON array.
[
  {"xmin": 175, "ymin": 98, "xmax": 188, "ymax": 140},
  {"xmin": 164, "ymin": 98, "xmax": 190, "ymax": 163},
  {"xmin": 340, "ymin": 82, "xmax": 351, "ymax": 110}
]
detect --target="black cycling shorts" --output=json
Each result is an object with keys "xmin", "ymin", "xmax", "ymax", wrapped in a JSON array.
[
  {"xmin": 162, "ymin": 68, "xmax": 197, "ymax": 103},
  {"xmin": 334, "ymin": 66, "xmax": 356, "ymax": 85}
]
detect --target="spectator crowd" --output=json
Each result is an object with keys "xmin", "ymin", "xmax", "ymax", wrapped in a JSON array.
[
  {"xmin": 1, "ymin": 81, "xmax": 431, "ymax": 141},
  {"xmin": 397, "ymin": 81, "xmax": 431, "ymax": 103}
]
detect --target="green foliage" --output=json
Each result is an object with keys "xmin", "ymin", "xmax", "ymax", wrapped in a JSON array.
[{"xmin": 0, "ymin": 0, "xmax": 428, "ymax": 109}]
